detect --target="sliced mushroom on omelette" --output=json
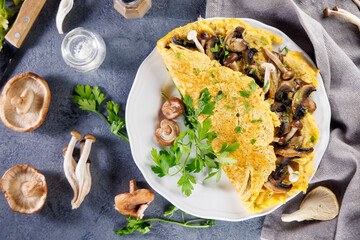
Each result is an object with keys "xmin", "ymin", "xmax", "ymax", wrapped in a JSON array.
[{"xmin": 157, "ymin": 18, "xmax": 319, "ymax": 212}]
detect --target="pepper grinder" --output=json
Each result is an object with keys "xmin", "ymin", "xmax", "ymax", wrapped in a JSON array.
[{"xmin": 114, "ymin": 0, "xmax": 152, "ymax": 19}]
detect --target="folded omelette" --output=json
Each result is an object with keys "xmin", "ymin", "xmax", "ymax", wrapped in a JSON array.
[{"xmin": 157, "ymin": 18, "xmax": 319, "ymax": 212}]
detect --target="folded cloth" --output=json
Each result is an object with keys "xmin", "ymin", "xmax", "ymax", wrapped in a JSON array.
[{"xmin": 206, "ymin": 0, "xmax": 360, "ymax": 239}]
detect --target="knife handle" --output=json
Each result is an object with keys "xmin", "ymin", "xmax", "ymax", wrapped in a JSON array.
[{"xmin": 5, "ymin": 0, "xmax": 47, "ymax": 48}]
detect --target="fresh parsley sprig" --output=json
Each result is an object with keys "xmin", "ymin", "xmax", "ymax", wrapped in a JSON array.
[
  {"xmin": 151, "ymin": 88, "xmax": 239, "ymax": 196},
  {"xmin": 72, "ymin": 85, "xmax": 129, "ymax": 142},
  {"xmin": 113, "ymin": 205, "xmax": 215, "ymax": 237}
]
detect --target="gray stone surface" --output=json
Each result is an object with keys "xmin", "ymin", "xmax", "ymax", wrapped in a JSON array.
[{"xmin": 0, "ymin": 0, "xmax": 263, "ymax": 239}]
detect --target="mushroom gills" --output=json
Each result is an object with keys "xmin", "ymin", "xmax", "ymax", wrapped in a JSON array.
[{"xmin": 281, "ymin": 186, "xmax": 339, "ymax": 222}]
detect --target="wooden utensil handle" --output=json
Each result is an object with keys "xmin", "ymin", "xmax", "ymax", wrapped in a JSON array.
[{"xmin": 5, "ymin": 0, "xmax": 47, "ymax": 48}]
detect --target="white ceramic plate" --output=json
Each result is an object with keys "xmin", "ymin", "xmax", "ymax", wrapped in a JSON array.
[{"xmin": 125, "ymin": 18, "xmax": 331, "ymax": 221}]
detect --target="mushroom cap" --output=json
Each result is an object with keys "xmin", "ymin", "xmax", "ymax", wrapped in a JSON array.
[
  {"xmin": 281, "ymin": 186, "xmax": 339, "ymax": 222},
  {"xmin": 1, "ymin": 164, "xmax": 47, "ymax": 214},
  {"xmin": 114, "ymin": 189, "xmax": 155, "ymax": 217},
  {"xmin": 84, "ymin": 134, "xmax": 96, "ymax": 142},
  {"xmin": 0, "ymin": 72, "xmax": 51, "ymax": 132},
  {"xmin": 155, "ymin": 119, "xmax": 180, "ymax": 146},
  {"xmin": 161, "ymin": 97, "xmax": 184, "ymax": 119}
]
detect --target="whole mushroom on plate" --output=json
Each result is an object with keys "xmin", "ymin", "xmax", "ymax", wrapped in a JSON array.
[
  {"xmin": 0, "ymin": 72, "xmax": 51, "ymax": 132},
  {"xmin": 1, "ymin": 164, "xmax": 47, "ymax": 214}
]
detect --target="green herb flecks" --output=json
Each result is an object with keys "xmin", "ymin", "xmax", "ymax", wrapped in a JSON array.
[
  {"xmin": 176, "ymin": 52, "xmax": 182, "ymax": 58},
  {"xmin": 250, "ymin": 139, "xmax": 256, "ymax": 144},
  {"xmin": 72, "ymin": 85, "xmax": 129, "ymax": 142},
  {"xmin": 260, "ymin": 37, "xmax": 267, "ymax": 46},
  {"xmin": 244, "ymin": 102, "xmax": 251, "ymax": 112},
  {"xmin": 310, "ymin": 136, "xmax": 316, "ymax": 143},
  {"xmin": 114, "ymin": 205, "xmax": 215, "ymax": 237}
]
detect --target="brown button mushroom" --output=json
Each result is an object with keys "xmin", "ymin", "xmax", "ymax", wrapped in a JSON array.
[
  {"xmin": 115, "ymin": 179, "xmax": 154, "ymax": 219},
  {"xmin": 155, "ymin": 119, "xmax": 180, "ymax": 146},
  {"xmin": 0, "ymin": 72, "xmax": 51, "ymax": 132},
  {"xmin": 1, "ymin": 164, "xmax": 47, "ymax": 214},
  {"xmin": 161, "ymin": 97, "xmax": 184, "ymax": 119}
]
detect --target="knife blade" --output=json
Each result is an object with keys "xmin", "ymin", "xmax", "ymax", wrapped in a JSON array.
[{"xmin": 0, "ymin": 0, "xmax": 46, "ymax": 80}]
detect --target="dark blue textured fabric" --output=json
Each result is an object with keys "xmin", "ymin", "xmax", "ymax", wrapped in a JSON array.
[{"xmin": 0, "ymin": 0, "xmax": 264, "ymax": 239}]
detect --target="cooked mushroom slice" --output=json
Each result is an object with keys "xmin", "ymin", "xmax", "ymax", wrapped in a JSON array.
[
  {"xmin": 205, "ymin": 36, "xmax": 220, "ymax": 60},
  {"xmin": 276, "ymin": 115, "xmax": 292, "ymax": 137},
  {"xmin": 161, "ymin": 97, "xmax": 184, "ymax": 119},
  {"xmin": 171, "ymin": 37, "xmax": 197, "ymax": 50},
  {"xmin": 187, "ymin": 30, "xmax": 204, "ymax": 53},
  {"xmin": 224, "ymin": 27, "xmax": 247, "ymax": 52},
  {"xmin": 63, "ymin": 130, "xmax": 82, "ymax": 205},
  {"xmin": 198, "ymin": 32, "xmax": 210, "ymax": 48},
  {"xmin": 264, "ymin": 156, "xmax": 299, "ymax": 193},
  {"xmin": 284, "ymin": 120, "xmax": 303, "ymax": 142},
  {"xmin": 275, "ymin": 136, "xmax": 314, "ymax": 157},
  {"xmin": 261, "ymin": 63, "xmax": 276, "ymax": 94},
  {"xmin": 292, "ymin": 85, "xmax": 316, "ymax": 120},
  {"xmin": 275, "ymin": 80, "xmax": 296, "ymax": 102},
  {"xmin": 1, "ymin": 164, "xmax": 47, "ymax": 214},
  {"xmin": 155, "ymin": 119, "xmax": 180, "ymax": 146},
  {"xmin": 72, "ymin": 134, "xmax": 96, "ymax": 209},
  {"xmin": 223, "ymin": 52, "xmax": 239, "ymax": 67},
  {"xmin": 287, "ymin": 165, "xmax": 300, "ymax": 183},
  {"xmin": 0, "ymin": 72, "xmax": 51, "ymax": 132},
  {"xmin": 264, "ymin": 48, "xmax": 294, "ymax": 80},
  {"xmin": 115, "ymin": 179, "xmax": 155, "ymax": 219}
]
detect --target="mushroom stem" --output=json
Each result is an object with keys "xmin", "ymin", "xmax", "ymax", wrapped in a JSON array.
[
  {"xmin": 10, "ymin": 89, "xmax": 34, "ymax": 114},
  {"xmin": 21, "ymin": 179, "xmax": 41, "ymax": 197},
  {"xmin": 353, "ymin": 0, "xmax": 360, "ymax": 9},
  {"xmin": 187, "ymin": 30, "xmax": 205, "ymax": 53},
  {"xmin": 324, "ymin": 6, "xmax": 360, "ymax": 30},
  {"xmin": 64, "ymin": 131, "xmax": 82, "ymax": 205},
  {"xmin": 130, "ymin": 179, "xmax": 136, "ymax": 193},
  {"xmin": 261, "ymin": 63, "xmax": 276, "ymax": 94},
  {"xmin": 73, "ymin": 134, "xmax": 95, "ymax": 209}
]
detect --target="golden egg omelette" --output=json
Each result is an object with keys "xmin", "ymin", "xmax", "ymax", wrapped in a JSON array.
[{"xmin": 157, "ymin": 18, "xmax": 319, "ymax": 213}]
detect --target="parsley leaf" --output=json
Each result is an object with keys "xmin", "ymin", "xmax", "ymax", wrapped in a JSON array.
[
  {"xmin": 311, "ymin": 136, "xmax": 316, "ymax": 143},
  {"xmin": 178, "ymin": 172, "xmax": 196, "ymax": 196},
  {"xmin": 163, "ymin": 205, "xmax": 179, "ymax": 218},
  {"xmin": 72, "ymin": 85, "xmax": 128, "ymax": 142}
]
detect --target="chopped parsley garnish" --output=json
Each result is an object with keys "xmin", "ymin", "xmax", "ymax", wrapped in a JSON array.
[
  {"xmin": 260, "ymin": 37, "xmax": 267, "ymax": 45},
  {"xmin": 311, "ymin": 135, "xmax": 316, "ymax": 143},
  {"xmin": 235, "ymin": 126, "xmax": 242, "ymax": 133},
  {"xmin": 239, "ymin": 90, "xmax": 250, "ymax": 98},
  {"xmin": 213, "ymin": 79, "xmax": 219, "ymax": 84},
  {"xmin": 193, "ymin": 69, "xmax": 200, "ymax": 75},
  {"xmin": 244, "ymin": 102, "xmax": 251, "ymax": 112},
  {"xmin": 251, "ymin": 120, "xmax": 256, "ymax": 123},
  {"xmin": 279, "ymin": 46, "xmax": 289, "ymax": 54},
  {"xmin": 249, "ymin": 68, "xmax": 255, "ymax": 74},
  {"xmin": 225, "ymin": 105, "xmax": 234, "ymax": 109},
  {"xmin": 176, "ymin": 52, "xmax": 182, "ymax": 58},
  {"xmin": 250, "ymin": 139, "xmax": 256, "ymax": 144},
  {"xmin": 210, "ymin": 44, "xmax": 219, "ymax": 52},
  {"xmin": 232, "ymin": 97, "xmax": 237, "ymax": 100}
]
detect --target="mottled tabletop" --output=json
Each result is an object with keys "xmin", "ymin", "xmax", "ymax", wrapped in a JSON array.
[{"xmin": 0, "ymin": 0, "xmax": 263, "ymax": 239}]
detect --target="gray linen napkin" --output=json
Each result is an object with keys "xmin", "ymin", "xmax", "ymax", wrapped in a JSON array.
[{"xmin": 206, "ymin": 0, "xmax": 360, "ymax": 239}]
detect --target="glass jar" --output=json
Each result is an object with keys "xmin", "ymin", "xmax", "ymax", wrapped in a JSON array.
[
  {"xmin": 114, "ymin": 0, "xmax": 151, "ymax": 19},
  {"xmin": 61, "ymin": 27, "xmax": 106, "ymax": 72}
]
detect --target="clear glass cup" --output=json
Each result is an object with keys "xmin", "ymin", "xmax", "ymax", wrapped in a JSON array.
[
  {"xmin": 61, "ymin": 27, "xmax": 106, "ymax": 72},
  {"xmin": 114, "ymin": 0, "xmax": 151, "ymax": 19}
]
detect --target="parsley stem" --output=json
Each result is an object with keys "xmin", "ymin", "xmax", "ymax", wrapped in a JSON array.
[
  {"xmin": 96, "ymin": 111, "xmax": 130, "ymax": 143},
  {"xmin": 143, "ymin": 218, "xmax": 213, "ymax": 228}
]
